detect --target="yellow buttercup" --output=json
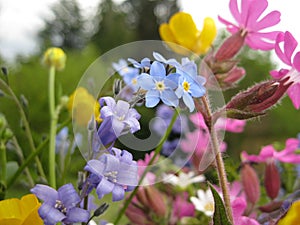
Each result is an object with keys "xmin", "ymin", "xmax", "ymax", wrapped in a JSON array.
[{"xmin": 159, "ymin": 12, "xmax": 217, "ymax": 55}]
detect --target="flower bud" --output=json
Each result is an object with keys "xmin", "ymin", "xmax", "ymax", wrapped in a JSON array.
[
  {"xmin": 3, "ymin": 128, "xmax": 13, "ymax": 141},
  {"xmin": 145, "ymin": 186, "xmax": 166, "ymax": 217},
  {"xmin": 241, "ymin": 163, "xmax": 260, "ymax": 205},
  {"xmin": 0, "ymin": 114, "xmax": 7, "ymax": 134},
  {"xmin": 216, "ymin": 66, "xmax": 245, "ymax": 89},
  {"xmin": 42, "ymin": 47, "xmax": 66, "ymax": 71},
  {"xmin": 226, "ymin": 78, "xmax": 292, "ymax": 119},
  {"xmin": 264, "ymin": 160, "xmax": 281, "ymax": 200},
  {"xmin": 126, "ymin": 203, "xmax": 151, "ymax": 225},
  {"xmin": 214, "ymin": 30, "xmax": 246, "ymax": 62}
]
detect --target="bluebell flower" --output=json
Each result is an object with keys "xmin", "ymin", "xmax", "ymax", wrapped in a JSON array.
[
  {"xmin": 84, "ymin": 148, "xmax": 138, "ymax": 201},
  {"xmin": 172, "ymin": 58, "xmax": 206, "ymax": 112},
  {"xmin": 97, "ymin": 97, "xmax": 141, "ymax": 147},
  {"xmin": 31, "ymin": 183, "xmax": 90, "ymax": 225},
  {"xmin": 137, "ymin": 61, "xmax": 180, "ymax": 108}
]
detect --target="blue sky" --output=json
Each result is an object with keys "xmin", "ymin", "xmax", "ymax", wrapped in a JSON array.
[{"xmin": 0, "ymin": 0, "xmax": 299, "ymax": 67}]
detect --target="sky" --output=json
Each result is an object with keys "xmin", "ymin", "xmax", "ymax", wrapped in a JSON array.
[{"xmin": 0, "ymin": 0, "xmax": 299, "ymax": 66}]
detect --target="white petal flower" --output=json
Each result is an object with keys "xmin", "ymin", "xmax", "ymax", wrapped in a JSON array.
[
  {"xmin": 190, "ymin": 189, "xmax": 214, "ymax": 217},
  {"xmin": 162, "ymin": 171, "xmax": 205, "ymax": 189}
]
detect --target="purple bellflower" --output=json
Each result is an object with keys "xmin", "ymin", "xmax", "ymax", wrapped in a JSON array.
[
  {"xmin": 137, "ymin": 61, "xmax": 180, "ymax": 108},
  {"xmin": 97, "ymin": 97, "xmax": 141, "ymax": 147},
  {"xmin": 218, "ymin": 0, "xmax": 281, "ymax": 50},
  {"xmin": 271, "ymin": 31, "xmax": 300, "ymax": 109},
  {"xmin": 84, "ymin": 148, "xmax": 138, "ymax": 201},
  {"xmin": 31, "ymin": 183, "xmax": 89, "ymax": 225}
]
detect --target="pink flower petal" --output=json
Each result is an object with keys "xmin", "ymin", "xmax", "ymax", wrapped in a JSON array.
[
  {"xmin": 269, "ymin": 69, "xmax": 289, "ymax": 79},
  {"xmin": 293, "ymin": 52, "xmax": 300, "ymax": 72},
  {"xmin": 229, "ymin": 0, "xmax": 241, "ymax": 23},
  {"xmin": 240, "ymin": 0, "xmax": 251, "ymax": 27},
  {"xmin": 284, "ymin": 31, "xmax": 298, "ymax": 64},
  {"xmin": 218, "ymin": 15, "xmax": 240, "ymax": 34},
  {"xmin": 247, "ymin": 0, "xmax": 268, "ymax": 30},
  {"xmin": 255, "ymin": 10, "xmax": 281, "ymax": 31},
  {"xmin": 287, "ymin": 83, "xmax": 300, "ymax": 109},
  {"xmin": 246, "ymin": 34, "xmax": 275, "ymax": 50},
  {"xmin": 275, "ymin": 32, "xmax": 291, "ymax": 65}
]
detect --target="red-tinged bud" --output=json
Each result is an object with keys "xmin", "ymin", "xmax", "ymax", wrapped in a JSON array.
[
  {"xmin": 216, "ymin": 66, "xmax": 246, "ymax": 89},
  {"xmin": 226, "ymin": 78, "xmax": 292, "ymax": 119},
  {"xmin": 264, "ymin": 160, "xmax": 281, "ymax": 200},
  {"xmin": 126, "ymin": 204, "xmax": 153, "ymax": 225},
  {"xmin": 145, "ymin": 186, "xmax": 167, "ymax": 217},
  {"xmin": 136, "ymin": 187, "xmax": 149, "ymax": 207},
  {"xmin": 214, "ymin": 30, "xmax": 246, "ymax": 62},
  {"xmin": 241, "ymin": 163, "xmax": 260, "ymax": 205},
  {"xmin": 259, "ymin": 200, "xmax": 283, "ymax": 213}
]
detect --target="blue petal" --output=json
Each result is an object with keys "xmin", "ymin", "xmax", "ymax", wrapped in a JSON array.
[
  {"xmin": 99, "ymin": 96, "xmax": 116, "ymax": 108},
  {"xmin": 125, "ymin": 117, "xmax": 140, "ymax": 133},
  {"xmin": 31, "ymin": 184, "xmax": 58, "ymax": 205},
  {"xmin": 160, "ymin": 89, "xmax": 179, "ymax": 107},
  {"xmin": 183, "ymin": 92, "xmax": 195, "ymax": 112},
  {"xmin": 58, "ymin": 183, "xmax": 81, "ymax": 208},
  {"xmin": 145, "ymin": 90, "xmax": 160, "ymax": 108},
  {"xmin": 137, "ymin": 73, "xmax": 155, "ymax": 90},
  {"xmin": 115, "ymin": 100, "xmax": 130, "ymax": 117},
  {"xmin": 190, "ymin": 84, "xmax": 206, "ymax": 97},
  {"xmin": 150, "ymin": 61, "xmax": 166, "ymax": 77},
  {"xmin": 112, "ymin": 118, "xmax": 125, "ymax": 137},
  {"xmin": 175, "ymin": 86, "xmax": 184, "ymax": 98},
  {"xmin": 100, "ymin": 106, "xmax": 114, "ymax": 118},
  {"xmin": 120, "ymin": 150, "xmax": 133, "ymax": 163},
  {"xmin": 96, "ymin": 178, "xmax": 115, "ymax": 199},
  {"xmin": 84, "ymin": 159, "xmax": 106, "ymax": 177},
  {"xmin": 112, "ymin": 184, "xmax": 125, "ymax": 201},
  {"xmin": 104, "ymin": 154, "xmax": 120, "ymax": 172},
  {"xmin": 39, "ymin": 203, "xmax": 66, "ymax": 225},
  {"xmin": 64, "ymin": 207, "xmax": 90, "ymax": 223},
  {"xmin": 117, "ymin": 162, "xmax": 138, "ymax": 186}
]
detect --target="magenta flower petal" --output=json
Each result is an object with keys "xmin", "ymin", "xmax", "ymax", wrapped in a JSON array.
[
  {"xmin": 247, "ymin": 0, "xmax": 268, "ymax": 30},
  {"xmin": 229, "ymin": 0, "xmax": 241, "ymax": 22},
  {"xmin": 218, "ymin": 16, "xmax": 239, "ymax": 33},
  {"xmin": 285, "ymin": 32, "xmax": 298, "ymax": 63},
  {"xmin": 240, "ymin": 0, "xmax": 251, "ymax": 25},
  {"xmin": 293, "ymin": 52, "xmax": 300, "ymax": 71},
  {"xmin": 246, "ymin": 34, "xmax": 275, "ymax": 50},
  {"xmin": 255, "ymin": 10, "xmax": 281, "ymax": 31},
  {"xmin": 287, "ymin": 83, "xmax": 300, "ymax": 109}
]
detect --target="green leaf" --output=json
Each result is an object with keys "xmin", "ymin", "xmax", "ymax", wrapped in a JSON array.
[
  {"xmin": 6, "ymin": 161, "xmax": 19, "ymax": 181},
  {"xmin": 208, "ymin": 182, "xmax": 233, "ymax": 225}
]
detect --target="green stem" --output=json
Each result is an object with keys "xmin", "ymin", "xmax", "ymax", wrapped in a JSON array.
[
  {"xmin": 48, "ymin": 66, "xmax": 58, "ymax": 188},
  {"xmin": 113, "ymin": 109, "xmax": 179, "ymax": 225},
  {"xmin": 200, "ymin": 96, "xmax": 233, "ymax": 223},
  {"xmin": 0, "ymin": 142, "xmax": 7, "ymax": 186},
  {"xmin": 0, "ymin": 79, "xmax": 47, "ymax": 180},
  {"xmin": 7, "ymin": 118, "xmax": 71, "ymax": 189}
]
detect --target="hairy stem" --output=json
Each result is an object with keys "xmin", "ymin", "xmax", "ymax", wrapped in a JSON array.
[
  {"xmin": 113, "ymin": 109, "xmax": 179, "ymax": 225},
  {"xmin": 200, "ymin": 96, "xmax": 233, "ymax": 223}
]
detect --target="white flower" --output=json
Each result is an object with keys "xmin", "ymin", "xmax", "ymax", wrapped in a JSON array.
[
  {"xmin": 162, "ymin": 171, "xmax": 205, "ymax": 189},
  {"xmin": 190, "ymin": 189, "xmax": 214, "ymax": 217}
]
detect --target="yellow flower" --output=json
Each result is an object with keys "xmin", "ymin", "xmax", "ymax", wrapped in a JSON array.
[
  {"xmin": 68, "ymin": 87, "xmax": 101, "ymax": 126},
  {"xmin": 159, "ymin": 12, "xmax": 217, "ymax": 55},
  {"xmin": 278, "ymin": 200, "xmax": 300, "ymax": 225},
  {"xmin": 42, "ymin": 47, "xmax": 66, "ymax": 70},
  {"xmin": 0, "ymin": 194, "xmax": 43, "ymax": 225}
]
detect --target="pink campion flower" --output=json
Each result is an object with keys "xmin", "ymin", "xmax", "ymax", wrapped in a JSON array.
[
  {"xmin": 271, "ymin": 31, "xmax": 300, "ymax": 109},
  {"xmin": 218, "ymin": 0, "xmax": 281, "ymax": 50},
  {"xmin": 171, "ymin": 192, "xmax": 195, "ymax": 223},
  {"xmin": 137, "ymin": 151, "xmax": 157, "ymax": 185},
  {"xmin": 232, "ymin": 198, "xmax": 260, "ymax": 225},
  {"xmin": 242, "ymin": 138, "xmax": 300, "ymax": 164}
]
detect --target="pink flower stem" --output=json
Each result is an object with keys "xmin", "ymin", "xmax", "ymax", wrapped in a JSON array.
[{"xmin": 200, "ymin": 95, "xmax": 233, "ymax": 223}]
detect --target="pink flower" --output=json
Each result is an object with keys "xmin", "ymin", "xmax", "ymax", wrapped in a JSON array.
[
  {"xmin": 242, "ymin": 138, "xmax": 300, "ymax": 163},
  {"xmin": 232, "ymin": 198, "xmax": 260, "ymax": 225},
  {"xmin": 271, "ymin": 31, "xmax": 300, "ymax": 109},
  {"xmin": 218, "ymin": 0, "xmax": 281, "ymax": 50},
  {"xmin": 137, "ymin": 151, "xmax": 157, "ymax": 184},
  {"xmin": 172, "ymin": 192, "xmax": 195, "ymax": 222}
]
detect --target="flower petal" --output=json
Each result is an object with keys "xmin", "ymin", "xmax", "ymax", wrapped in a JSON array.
[
  {"xmin": 112, "ymin": 185, "xmax": 125, "ymax": 201},
  {"xmin": 137, "ymin": 73, "xmax": 155, "ymax": 90},
  {"xmin": 58, "ymin": 184, "xmax": 81, "ymax": 208},
  {"xmin": 31, "ymin": 184, "xmax": 58, "ymax": 205},
  {"xmin": 84, "ymin": 159, "xmax": 106, "ymax": 177},
  {"xmin": 64, "ymin": 208, "xmax": 90, "ymax": 223},
  {"xmin": 287, "ymin": 83, "xmax": 300, "ymax": 109},
  {"xmin": 160, "ymin": 89, "xmax": 179, "ymax": 107},
  {"xmin": 182, "ymin": 92, "xmax": 195, "ymax": 112},
  {"xmin": 284, "ymin": 32, "xmax": 298, "ymax": 64},
  {"xmin": 96, "ymin": 178, "xmax": 115, "ymax": 199},
  {"xmin": 145, "ymin": 90, "xmax": 160, "ymax": 108},
  {"xmin": 218, "ymin": 16, "xmax": 239, "ymax": 34},
  {"xmin": 246, "ymin": 0, "xmax": 268, "ymax": 30},
  {"xmin": 197, "ymin": 17, "xmax": 217, "ymax": 54},
  {"xmin": 38, "ymin": 203, "xmax": 65, "ymax": 225},
  {"xmin": 255, "ymin": 10, "xmax": 281, "ymax": 31},
  {"xmin": 229, "ymin": 0, "xmax": 240, "ymax": 23},
  {"xmin": 150, "ymin": 61, "xmax": 166, "ymax": 77},
  {"xmin": 293, "ymin": 51, "xmax": 300, "ymax": 72}
]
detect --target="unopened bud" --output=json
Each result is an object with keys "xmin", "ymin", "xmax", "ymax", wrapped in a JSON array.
[
  {"xmin": 216, "ymin": 66, "xmax": 245, "ymax": 89},
  {"xmin": 145, "ymin": 186, "xmax": 166, "ymax": 217},
  {"xmin": 3, "ymin": 128, "xmax": 13, "ymax": 141},
  {"xmin": 264, "ymin": 160, "xmax": 281, "ymax": 200},
  {"xmin": 0, "ymin": 114, "xmax": 7, "ymax": 132},
  {"xmin": 226, "ymin": 78, "xmax": 292, "ymax": 119},
  {"xmin": 215, "ymin": 30, "xmax": 246, "ymax": 61},
  {"xmin": 259, "ymin": 200, "xmax": 283, "ymax": 213},
  {"xmin": 126, "ymin": 204, "xmax": 150, "ymax": 225},
  {"xmin": 93, "ymin": 203, "xmax": 109, "ymax": 217},
  {"xmin": 241, "ymin": 163, "xmax": 260, "ymax": 205},
  {"xmin": 42, "ymin": 47, "xmax": 66, "ymax": 71}
]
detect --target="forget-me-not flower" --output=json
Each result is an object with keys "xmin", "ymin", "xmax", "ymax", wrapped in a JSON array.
[{"xmin": 137, "ymin": 61, "xmax": 180, "ymax": 108}]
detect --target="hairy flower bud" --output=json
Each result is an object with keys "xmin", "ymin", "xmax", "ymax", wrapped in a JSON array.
[
  {"xmin": 42, "ymin": 47, "xmax": 66, "ymax": 71},
  {"xmin": 214, "ymin": 30, "xmax": 246, "ymax": 62},
  {"xmin": 264, "ymin": 160, "xmax": 281, "ymax": 200},
  {"xmin": 241, "ymin": 163, "xmax": 260, "ymax": 205},
  {"xmin": 226, "ymin": 78, "xmax": 292, "ymax": 119},
  {"xmin": 216, "ymin": 66, "xmax": 246, "ymax": 89}
]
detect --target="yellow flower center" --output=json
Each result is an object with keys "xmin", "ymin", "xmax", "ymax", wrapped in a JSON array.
[
  {"xmin": 204, "ymin": 202, "xmax": 214, "ymax": 212},
  {"xmin": 183, "ymin": 81, "xmax": 190, "ymax": 91},
  {"xmin": 155, "ymin": 81, "xmax": 165, "ymax": 91},
  {"xmin": 132, "ymin": 78, "xmax": 137, "ymax": 85}
]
